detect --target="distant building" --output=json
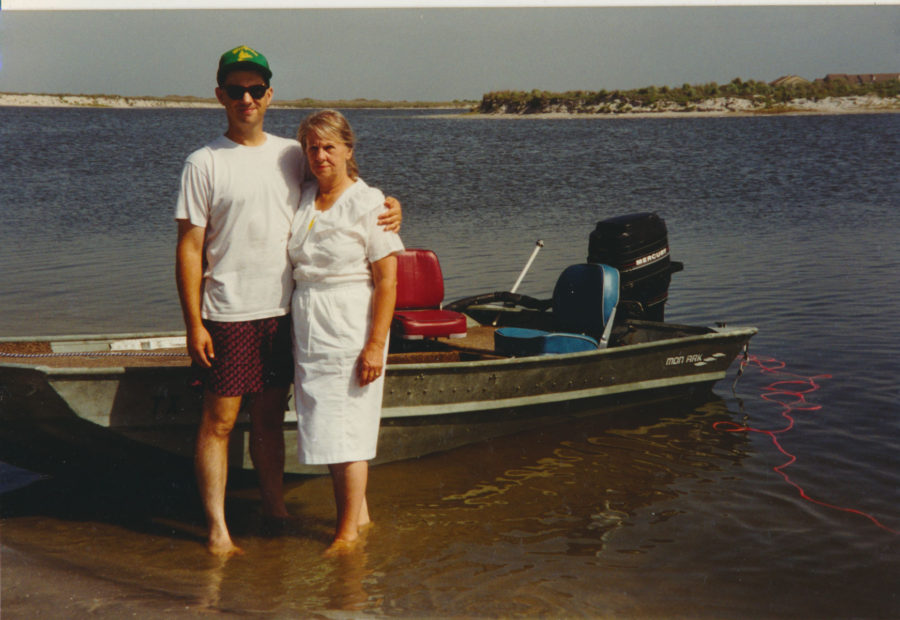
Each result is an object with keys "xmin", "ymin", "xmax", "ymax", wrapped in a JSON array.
[{"xmin": 815, "ymin": 73, "xmax": 900, "ymax": 85}]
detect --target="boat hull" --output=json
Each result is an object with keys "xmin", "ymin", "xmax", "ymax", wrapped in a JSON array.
[{"xmin": 0, "ymin": 323, "xmax": 755, "ymax": 476}]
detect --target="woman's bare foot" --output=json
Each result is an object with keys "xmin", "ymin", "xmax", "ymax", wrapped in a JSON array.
[
  {"xmin": 323, "ymin": 536, "xmax": 363, "ymax": 557},
  {"xmin": 358, "ymin": 520, "xmax": 374, "ymax": 535},
  {"xmin": 324, "ymin": 518, "xmax": 373, "ymax": 557}
]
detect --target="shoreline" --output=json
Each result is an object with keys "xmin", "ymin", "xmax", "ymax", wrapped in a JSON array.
[
  {"xmin": 460, "ymin": 107, "xmax": 900, "ymax": 120},
  {"xmin": 0, "ymin": 92, "xmax": 467, "ymax": 111},
  {"xmin": 2, "ymin": 92, "xmax": 897, "ymax": 118},
  {"xmin": 466, "ymin": 93, "xmax": 900, "ymax": 119}
]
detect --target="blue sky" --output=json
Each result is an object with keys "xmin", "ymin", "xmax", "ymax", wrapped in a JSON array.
[{"xmin": 1, "ymin": 3, "xmax": 898, "ymax": 101}]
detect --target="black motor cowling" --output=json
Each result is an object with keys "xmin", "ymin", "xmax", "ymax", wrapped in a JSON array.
[{"xmin": 587, "ymin": 212, "xmax": 683, "ymax": 322}]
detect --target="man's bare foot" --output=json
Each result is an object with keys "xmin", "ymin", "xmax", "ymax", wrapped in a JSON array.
[
  {"xmin": 207, "ymin": 538, "xmax": 244, "ymax": 557},
  {"xmin": 206, "ymin": 527, "xmax": 243, "ymax": 557}
]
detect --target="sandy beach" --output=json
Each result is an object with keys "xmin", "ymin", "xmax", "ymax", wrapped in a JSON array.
[
  {"xmin": 0, "ymin": 93, "xmax": 221, "ymax": 109},
  {"xmin": 2, "ymin": 544, "xmax": 222, "ymax": 619},
  {"xmin": 2, "ymin": 92, "xmax": 897, "ymax": 117}
]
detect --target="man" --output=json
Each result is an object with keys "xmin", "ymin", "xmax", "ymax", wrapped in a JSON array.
[{"xmin": 175, "ymin": 45, "xmax": 401, "ymax": 556}]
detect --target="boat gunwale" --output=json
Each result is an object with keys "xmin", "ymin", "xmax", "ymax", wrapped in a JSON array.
[
  {"xmin": 0, "ymin": 330, "xmax": 187, "ymax": 344},
  {"xmin": 389, "ymin": 325, "xmax": 756, "ymax": 370}
]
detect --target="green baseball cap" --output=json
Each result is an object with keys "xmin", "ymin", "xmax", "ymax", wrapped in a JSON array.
[{"xmin": 217, "ymin": 45, "xmax": 272, "ymax": 85}]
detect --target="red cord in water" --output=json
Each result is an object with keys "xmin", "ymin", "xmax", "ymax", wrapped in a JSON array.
[{"xmin": 715, "ymin": 355, "xmax": 898, "ymax": 535}]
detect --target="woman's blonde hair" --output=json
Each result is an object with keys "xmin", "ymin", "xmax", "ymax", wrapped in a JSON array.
[{"xmin": 297, "ymin": 109, "xmax": 359, "ymax": 180}]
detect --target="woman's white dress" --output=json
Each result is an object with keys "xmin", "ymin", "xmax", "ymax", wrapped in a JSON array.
[{"xmin": 287, "ymin": 178, "xmax": 404, "ymax": 465}]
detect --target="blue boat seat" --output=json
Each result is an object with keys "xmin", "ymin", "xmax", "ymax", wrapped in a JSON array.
[
  {"xmin": 495, "ymin": 327, "xmax": 599, "ymax": 357},
  {"xmin": 551, "ymin": 263, "xmax": 620, "ymax": 348}
]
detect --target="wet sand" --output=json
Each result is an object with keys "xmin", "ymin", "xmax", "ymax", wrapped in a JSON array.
[
  {"xmin": 0, "ymin": 465, "xmax": 354, "ymax": 617},
  {"xmin": 2, "ymin": 544, "xmax": 232, "ymax": 619}
]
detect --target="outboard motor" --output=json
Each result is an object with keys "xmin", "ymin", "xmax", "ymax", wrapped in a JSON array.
[{"xmin": 587, "ymin": 212, "xmax": 683, "ymax": 322}]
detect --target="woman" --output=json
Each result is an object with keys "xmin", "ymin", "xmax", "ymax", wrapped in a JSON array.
[{"xmin": 288, "ymin": 110, "xmax": 403, "ymax": 555}]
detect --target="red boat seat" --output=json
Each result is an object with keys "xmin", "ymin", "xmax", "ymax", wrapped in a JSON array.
[{"xmin": 392, "ymin": 249, "xmax": 467, "ymax": 340}]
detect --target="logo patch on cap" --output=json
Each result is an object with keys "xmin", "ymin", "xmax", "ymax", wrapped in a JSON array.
[{"xmin": 233, "ymin": 46, "xmax": 258, "ymax": 62}]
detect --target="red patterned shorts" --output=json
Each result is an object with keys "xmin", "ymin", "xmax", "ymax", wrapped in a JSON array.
[{"xmin": 200, "ymin": 315, "xmax": 293, "ymax": 397}]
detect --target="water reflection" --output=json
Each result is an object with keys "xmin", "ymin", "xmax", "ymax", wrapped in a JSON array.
[
  {"xmin": 324, "ymin": 544, "xmax": 374, "ymax": 611},
  {"xmin": 423, "ymin": 398, "xmax": 749, "ymax": 563}
]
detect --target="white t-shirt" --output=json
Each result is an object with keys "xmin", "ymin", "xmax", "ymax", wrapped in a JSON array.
[
  {"xmin": 175, "ymin": 133, "xmax": 305, "ymax": 321},
  {"xmin": 288, "ymin": 178, "xmax": 404, "ymax": 286}
]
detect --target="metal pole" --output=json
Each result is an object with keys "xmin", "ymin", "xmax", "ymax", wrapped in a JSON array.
[{"xmin": 510, "ymin": 240, "xmax": 544, "ymax": 293}]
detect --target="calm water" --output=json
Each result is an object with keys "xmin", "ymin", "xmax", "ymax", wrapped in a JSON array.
[{"xmin": 1, "ymin": 107, "xmax": 898, "ymax": 618}]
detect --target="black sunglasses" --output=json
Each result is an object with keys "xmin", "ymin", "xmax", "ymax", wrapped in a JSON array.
[{"xmin": 222, "ymin": 84, "xmax": 269, "ymax": 100}]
